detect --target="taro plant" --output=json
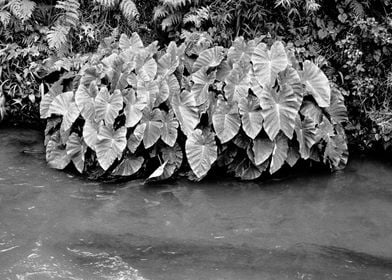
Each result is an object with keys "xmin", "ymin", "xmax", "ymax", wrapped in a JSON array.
[{"xmin": 40, "ymin": 32, "xmax": 348, "ymax": 182}]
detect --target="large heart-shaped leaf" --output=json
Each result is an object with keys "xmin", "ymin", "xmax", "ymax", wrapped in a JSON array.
[
  {"xmin": 95, "ymin": 87, "xmax": 123, "ymax": 126},
  {"xmin": 140, "ymin": 109, "xmax": 163, "ymax": 149},
  {"xmin": 66, "ymin": 133, "xmax": 87, "ymax": 173},
  {"xmin": 253, "ymin": 137, "xmax": 274, "ymax": 165},
  {"xmin": 260, "ymin": 84, "xmax": 301, "ymax": 140},
  {"xmin": 83, "ymin": 119, "xmax": 99, "ymax": 151},
  {"xmin": 193, "ymin": 46, "xmax": 225, "ymax": 73},
  {"xmin": 96, "ymin": 125, "xmax": 127, "ymax": 170},
  {"xmin": 327, "ymin": 88, "xmax": 348, "ymax": 125},
  {"xmin": 119, "ymin": 33, "xmax": 144, "ymax": 51},
  {"xmin": 224, "ymin": 61, "xmax": 250, "ymax": 102},
  {"xmin": 185, "ymin": 129, "xmax": 217, "ymax": 179},
  {"xmin": 295, "ymin": 116, "xmax": 318, "ymax": 159},
  {"xmin": 136, "ymin": 57, "xmax": 157, "ymax": 81},
  {"xmin": 137, "ymin": 79, "xmax": 159, "ymax": 109},
  {"xmin": 301, "ymin": 61, "xmax": 330, "ymax": 107},
  {"xmin": 228, "ymin": 36, "xmax": 256, "ymax": 63},
  {"xmin": 46, "ymin": 132, "xmax": 70, "ymax": 170},
  {"xmin": 270, "ymin": 134, "xmax": 289, "ymax": 174},
  {"xmin": 48, "ymin": 91, "xmax": 80, "ymax": 131},
  {"xmin": 161, "ymin": 110, "xmax": 179, "ymax": 147},
  {"xmin": 127, "ymin": 123, "xmax": 146, "ymax": 153},
  {"xmin": 239, "ymin": 95, "xmax": 263, "ymax": 139},
  {"xmin": 40, "ymin": 80, "xmax": 62, "ymax": 119},
  {"xmin": 75, "ymin": 82, "xmax": 98, "ymax": 120},
  {"xmin": 124, "ymin": 89, "xmax": 147, "ymax": 127},
  {"xmin": 191, "ymin": 67, "xmax": 216, "ymax": 105},
  {"xmin": 172, "ymin": 90, "xmax": 199, "ymax": 137},
  {"xmin": 157, "ymin": 41, "xmax": 179, "ymax": 78},
  {"xmin": 112, "ymin": 155, "xmax": 144, "ymax": 176},
  {"xmin": 252, "ymin": 41, "xmax": 288, "ymax": 87},
  {"xmin": 212, "ymin": 99, "xmax": 241, "ymax": 143}
]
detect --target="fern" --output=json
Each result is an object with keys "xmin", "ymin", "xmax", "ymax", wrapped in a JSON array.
[
  {"xmin": 346, "ymin": 0, "xmax": 365, "ymax": 18},
  {"xmin": 120, "ymin": 0, "xmax": 139, "ymax": 19},
  {"xmin": 161, "ymin": 0, "xmax": 190, "ymax": 8},
  {"xmin": 55, "ymin": 0, "xmax": 80, "ymax": 27},
  {"xmin": 93, "ymin": 0, "xmax": 119, "ymax": 8},
  {"xmin": 183, "ymin": 6, "xmax": 209, "ymax": 28},
  {"xmin": 1, "ymin": 0, "xmax": 36, "ymax": 23},
  {"xmin": 161, "ymin": 12, "xmax": 182, "ymax": 30},
  {"xmin": 0, "ymin": 9, "xmax": 10, "ymax": 26},
  {"xmin": 47, "ymin": 25, "xmax": 69, "ymax": 50}
]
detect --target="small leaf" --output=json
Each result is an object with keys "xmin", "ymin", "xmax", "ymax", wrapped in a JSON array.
[
  {"xmin": 124, "ymin": 89, "xmax": 147, "ymax": 127},
  {"xmin": 234, "ymin": 158, "xmax": 262, "ymax": 180},
  {"xmin": 161, "ymin": 143, "xmax": 183, "ymax": 168},
  {"xmin": 295, "ymin": 116, "xmax": 318, "ymax": 159},
  {"xmin": 46, "ymin": 133, "xmax": 71, "ymax": 170},
  {"xmin": 95, "ymin": 87, "xmax": 123, "ymax": 125},
  {"xmin": 212, "ymin": 99, "xmax": 241, "ymax": 143},
  {"xmin": 300, "ymin": 100, "xmax": 323, "ymax": 124},
  {"xmin": 185, "ymin": 129, "xmax": 217, "ymax": 179},
  {"xmin": 253, "ymin": 137, "xmax": 274, "ymax": 166},
  {"xmin": 327, "ymin": 89, "xmax": 348, "ymax": 124}
]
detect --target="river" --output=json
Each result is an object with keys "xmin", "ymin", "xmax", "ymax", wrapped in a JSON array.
[{"xmin": 1, "ymin": 128, "xmax": 392, "ymax": 280}]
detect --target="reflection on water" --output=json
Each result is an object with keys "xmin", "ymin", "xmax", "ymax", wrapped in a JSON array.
[{"xmin": 1, "ymin": 128, "xmax": 392, "ymax": 279}]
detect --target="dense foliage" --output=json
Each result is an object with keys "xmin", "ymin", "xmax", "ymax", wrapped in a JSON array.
[{"xmin": 40, "ymin": 33, "xmax": 348, "ymax": 181}]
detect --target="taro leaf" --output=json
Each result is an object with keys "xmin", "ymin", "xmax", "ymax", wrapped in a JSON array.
[
  {"xmin": 253, "ymin": 137, "xmax": 274, "ymax": 166},
  {"xmin": 128, "ymin": 123, "xmax": 146, "ymax": 153},
  {"xmin": 167, "ymin": 74, "xmax": 181, "ymax": 98},
  {"xmin": 161, "ymin": 110, "xmax": 179, "ymax": 147},
  {"xmin": 83, "ymin": 119, "xmax": 99, "ymax": 151},
  {"xmin": 212, "ymin": 99, "xmax": 241, "ymax": 143},
  {"xmin": 295, "ymin": 116, "xmax": 318, "ymax": 159},
  {"xmin": 145, "ymin": 161, "xmax": 176, "ymax": 183},
  {"xmin": 235, "ymin": 158, "xmax": 262, "ymax": 180},
  {"xmin": 252, "ymin": 41, "xmax": 288, "ymax": 87},
  {"xmin": 79, "ymin": 66, "xmax": 103, "ymax": 87},
  {"xmin": 136, "ymin": 57, "xmax": 157, "ymax": 81},
  {"xmin": 191, "ymin": 67, "xmax": 216, "ymax": 106},
  {"xmin": 260, "ymin": 84, "xmax": 301, "ymax": 141},
  {"xmin": 124, "ymin": 89, "xmax": 147, "ymax": 127},
  {"xmin": 233, "ymin": 131, "xmax": 252, "ymax": 150},
  {"xmin": 48, "ymin": 91, "xmax": 80, "ymax": 131},
  {"xmin": 318, "ymin": 116, "xmax": 335, "ymax": 142},
  {"xmin": 119, "ymin": 33, "xmax": 144, "ymax": 52},
  {"xmin": 301, "ymin": 61, "xmax": 330, "ymax": 108},
  {"xmin": 75, "ymin": 82, "xmax": 98, "ymax": 120},
  {"xmin": 185, "ymin": 129, "xmax": 217, "ymax": 179},
  {"xmin": 217, "ymin": 145, "xmax": 238, "ymax": 167},
  {"xmin": 327, "ymin": 89, "xmax": 348, "ymax": 125},
  {"xmin": 279, "ymin": 66, "xmax": 303, "ymax": 100},
  {"xmin": 111, "ymin": 57, "xmax": 134, "ymax": 91},
  {"xmin": 40, "ymin": 80, "xmax": 62, "ymax": 119},
  {"xmin": 239, "ymin": 95, "xmax": 263, "ymax": 139},
  {"xmin": 300, "ymin": 100, "xmax": 323, "ymax": 124},
  {"xmin": 216, "ymin": 60, "xmax": 233, "ymax": 82},
  {"xmin": 324, "ymin": 133, "xmax": 348, "ymax": 171},
  {"xmin": 172, "ymin": 90, "xmax": 199, "ymax": 137},
  {"xmin": 112, "ymin": 155, "xmax": 144, "ymax": 176},
  {"xmin": 224, "ymin": 61, "xmax": 250, "ymax": 102},
  {"xmin": 141, "ymin": 108, "xmax": 163, "ymax": 149},
  {"xmin": 157, "ymin": 74, "xmax": 180, "ymax": 106},
  {"xmin": 157, "ymin": 41, "xmax": 179, "ymax": 78},
  {"xmin": 286, "ymin": 145, "xmax": 300, "ymax": 167},
  {"xmin": 66, "ymin": 133, "xmax": 87, "ymax": 173},
  {"xmin": 46, "ymin": 133, "xmax": 70, "ymax": 170},
  {"xmin": 270, "ymin": 134, "xmax": 289, "ymax": 174},
  {"xmin": 228, "ymin": 36, "xmax": 255, "ymax": 63},
  {"xmin": 96, "ymin": 125, "xmax": 127, "ymax": 171},
  {"xmin": 193, "ymin": 46, "xmax": 225, "ymax": 73},
  {"xmin": 95, "ymin": 87, "xmax": 123, "ymax": 126},
  {"xmin": 44, "ymin": 117, "xmax": 62, "ymax": 145},
  {"xmin": 137, "ymin": 79, "xmax": 159, "ymax": 109},
  {"xmin": 162, "ymin": 143, "xmax": 183, "ymax": 168}
]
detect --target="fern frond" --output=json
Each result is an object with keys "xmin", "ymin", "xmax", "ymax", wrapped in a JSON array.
[
  {"xmin": 153, "ymin": 5, "xmax": 168, "ymax": 21},
  {"xmin": 161, "ymin": 12, "xmax": 182, "ymax": 30},
  {"xmin": 93, "ymin": 0, "xmax": 119, "ymax": 8},
  {"xmin": 56, "ymin": 0, "xmax": 80, "ymax": 27},
  {"xmin": 0, "ymin": 10, "xmax": 11, "ymax": 26},
  {"xmin": 18, "ymin": 0, "xmax": 35, "ymax": 20},
  {"xmin": 161, "ymin": 0, "xmax": 189, "ymax": 9},
  {"xmin": 346, "ymin": 0, "xmax": 365, "ymax": 18},
  {"xmin": 183, "ymin": 6, "xmax": 209, "ymax": 27},
  {"xmin": 47, "ymin": 25, "xmax": 69, "ymax": 50},
  {"xmin": 120, "ymin": 0, "xmax": 139, "ymax": 19}
]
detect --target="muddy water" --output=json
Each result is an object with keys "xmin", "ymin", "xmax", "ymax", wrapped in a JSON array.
[{"xmin": 1, "ymin": 128, "xmax": 392, "ymax": 280}]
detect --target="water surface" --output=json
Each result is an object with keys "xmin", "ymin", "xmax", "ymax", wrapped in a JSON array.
[{"xmin": 1, "ymin": 128, "xmax": 392, "ymax": 279}]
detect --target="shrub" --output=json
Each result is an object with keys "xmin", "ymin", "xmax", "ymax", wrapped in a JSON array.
[{"xmin": 40, "ymin": 32, "xmax": 348, "ymax": 181}]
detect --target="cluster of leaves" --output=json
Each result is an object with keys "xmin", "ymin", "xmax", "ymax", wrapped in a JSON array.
[{"xmin": 40, "ymin": 33, "xmax": 348, "ymax": 181}]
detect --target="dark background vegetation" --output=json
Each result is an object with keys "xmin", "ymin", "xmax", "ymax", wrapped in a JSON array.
[{"xmin": 0, "ymin": 0, "xmax": 391, "ymax": 154}]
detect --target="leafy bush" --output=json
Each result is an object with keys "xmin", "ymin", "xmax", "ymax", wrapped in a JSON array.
[{"xmin": 40, "ymin": 32, "xmax": 348, "ymax": 181}]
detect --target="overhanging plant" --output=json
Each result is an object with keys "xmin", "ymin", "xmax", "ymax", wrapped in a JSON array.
[{"xmin": 40, "ymin": 32, "xmax": 349, "ymax": 181}]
